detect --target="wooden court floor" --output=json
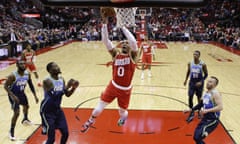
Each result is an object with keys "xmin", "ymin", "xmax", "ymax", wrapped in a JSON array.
[{"xmin": 0, "ymin": 41, "xmax": 240, "ymax": 144}]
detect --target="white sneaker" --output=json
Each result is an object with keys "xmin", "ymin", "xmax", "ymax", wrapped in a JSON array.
[
  {"xmin": 9, "ymin": 132, "xmax": 16, "ymax": 141},
  {"xmin": 141, "ymin": 73, "xmax": 144, "ymax": 80}
]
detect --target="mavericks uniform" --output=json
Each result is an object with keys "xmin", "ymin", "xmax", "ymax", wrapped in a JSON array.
[
  {"xmin": 188, "ymin": 60, "xmax": 205, "ymax": 107},
  {"xmin": 40, "ymin": 76, "xmax": 68, "ymax": 144},
  {"xmin": 8, "ymin": 70, "xmax": 30, "ymax": 110},
  {"xmin": 194, "ymin": 89, "xmax": 220, "ymax": 144},
  {"xmin": 101, "ymin": 53, "xmax": 136, "ymax": 109}
]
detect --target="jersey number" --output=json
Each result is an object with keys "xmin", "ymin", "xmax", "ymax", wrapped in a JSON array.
[
  {"xmin": 193, "ymin": 73, "xmax": 198, "ymax": 78},
  {"xmin": 117, "ymin": 67, "xmax": 125, "ymax": 77}
]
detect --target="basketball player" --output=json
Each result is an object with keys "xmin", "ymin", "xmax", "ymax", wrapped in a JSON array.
[
  {"xmin": 138, "ymin": 36, "xmax": 155, "ymax": 80},
  {"xmin": 184, "ymin": 50, "xmax": 208, "ymax": 119},
  {"xmin": 186, "ymin": 76, "xmax": 223, "ymax": 144},
  {"xmin": 21, "ymin": 43, "xmax": 41, "ymax": 87},
  {"xmin": 40, "ymin": 62, "xmax": 79, "ymax": 144},
  {"xmin": 4, "ymin": 60, "xmax": 39, "ymax": 141},
  {"xmin": 80, "ymin": 15, "xmax": 138, "ymax": 133}
]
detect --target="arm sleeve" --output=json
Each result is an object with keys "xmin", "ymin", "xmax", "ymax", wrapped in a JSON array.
[
  {"xmin": 121, "ymin": 26, "xmax": 138, "ymax": 52},
  {"xmin": 101, "ymin": 24, "xmax": 114, "ymax": 51}
]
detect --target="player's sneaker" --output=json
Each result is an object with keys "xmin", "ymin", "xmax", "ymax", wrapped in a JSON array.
[
  {"xmin": 8, "ymin": 132, "xmax": 16, "ymax": 141},
  {"xmin": 117, "ymin": 119, "xmax": 125, "ymax": 126},
  {"xmin": 21, "ymin": 119, "xmax": 32, "ymax": 125},
  {"xmin": 186, "ymin": 111, "xmax": 195, "ymax": 123},
  {"xmin": 41, "ymin": 126, "xmax": 47, "ymax": 135},
  {"xmin": 80, "ymin": 120, "xmax": 94, "ymax": 133}
]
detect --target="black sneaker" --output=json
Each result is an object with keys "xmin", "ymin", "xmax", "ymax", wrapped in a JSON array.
[
  {"xmin": 21, "ymin": 119, "xmax": 32, "ymax": 125},
  {"xmin": 186, "ymin": 111, "xmax": 195, "ymax": 123}
]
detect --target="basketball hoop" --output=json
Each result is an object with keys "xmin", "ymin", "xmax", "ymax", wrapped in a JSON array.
[{"xmin": 114, "ymin": 7, "xmax": 137, "ymax": 27}]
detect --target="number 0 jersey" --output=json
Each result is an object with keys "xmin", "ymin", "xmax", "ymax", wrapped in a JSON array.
[{"xmin": 112, "ymin": 53, "xmax": 136, "ymax": 88}]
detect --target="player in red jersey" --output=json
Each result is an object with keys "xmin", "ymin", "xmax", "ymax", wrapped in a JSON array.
[
  {"xmin": 139, "ymin": 36, "xmax": 155, "ymax": 80},
  {"xmin": 21, "ymin": 43, "xmax": 41, "ymax": 87},
  {"xmin": 81, "ymin": 16, "xmax": 138, "ymax": 133}
]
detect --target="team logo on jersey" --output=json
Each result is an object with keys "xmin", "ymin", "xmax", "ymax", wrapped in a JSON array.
[
  {"xmin": 16, "ymin": 79, "xmax": 27, "ymax": 86},
  {"xmin": 98, "ymin": 61, "xmax": 173, "ymax": 70}
]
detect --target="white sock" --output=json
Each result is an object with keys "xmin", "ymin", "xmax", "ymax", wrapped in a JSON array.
[
  {"xmin": 90, "ymin": 100, "xmax": 108, "ymax": 121},
  {"xmin": 119, "ymin": 108, "xmax": 128, "ymax": 120}
]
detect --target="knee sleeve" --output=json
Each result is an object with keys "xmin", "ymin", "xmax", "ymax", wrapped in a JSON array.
[{"xmin": 92, "ymin": 100, "xmax": 108, "ymax": 117}]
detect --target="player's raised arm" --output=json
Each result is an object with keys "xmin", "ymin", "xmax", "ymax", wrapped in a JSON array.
[
  {"xmin": 121, "ymin": 27, "xmax": 138, "ymax": 52},
  {"xmin": 101, "ymin": 23, "xmax": 114, "ymax": 51}
]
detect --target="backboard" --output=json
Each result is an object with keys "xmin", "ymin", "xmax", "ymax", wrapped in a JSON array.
[{"xmin": 40, "ymin": 0, "xmax": 208, "ymax": 8}]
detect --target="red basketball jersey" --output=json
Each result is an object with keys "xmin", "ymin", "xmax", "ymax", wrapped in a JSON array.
[
  {"xmin": 142, "ymin": 43, "xmax": 152, "ymax": 56},
  {"xmin": 23, "ymin": 51, "xmax": 34, "ymax": 63},
  {"xmin": 112, "ymin": 53, "xmax": 136, "ymax": 87}
]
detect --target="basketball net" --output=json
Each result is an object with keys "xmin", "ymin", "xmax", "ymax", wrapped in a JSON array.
[{"xmin": 114, "ymin": 7, "xmax": 137, "ymax": 27}]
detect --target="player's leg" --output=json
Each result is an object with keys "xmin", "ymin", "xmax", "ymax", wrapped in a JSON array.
[
  {"xmin": 22, "ymin": 104, "xmax": 32, "ymax": 125},
  {"xmin": 21, "ymin": 95, "xmax": 31, "ymax": 124},
  {"xmin": 9, "ymin": 104, "xmax": 20, "ymax": 140},
  {"xmin": 141, "ymin": 56, "xmax": 147, "ymax": 79},
  {"xmin": 57, "ymin": 110, "xmax": 69, "ymax": 144},
  {"xmin": 117, "ymin": 88, "xmax": 131, "ymax": 126},
  {"xmin": 141, "ymin": 63, "xmax": 145, "ymax": 80},
  {"xmin": 8, "ymin": 95, "xmax": 20, "ymax": 140},
  {"xmin": 196, "ymin": 85, "xmax": 204, "ymax": 118},
  {"xmin": 188, "ymin": 85, "xmax": 195, "ymax": 109},
  {"xmin": 194, "ymin": 119, "xmax": 218, "ymax": 144},
  {"xmin": 186, "ymin": 85, "xmax": 195, "ymax": 122},
  {"xmin": 193, "ymin": 120, "xmax": 206, "ymax": 144},
  {"xmin": 81, "ymin": 82, "xmax": 114, "ymax": 133},
  {"xmin": 44, "ymin": 114, "xmax": 56, "ymax": 144},
  {"xmin": 147, "ymin": 55, "xmax": 152, "ymax": 77},
  {"xmin": 81, "ymin": 100, "xmax": 109, "ymax": 133}
]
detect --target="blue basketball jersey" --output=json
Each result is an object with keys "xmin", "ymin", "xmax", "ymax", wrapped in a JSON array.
[
  {"xmin": 10, "ymin": 70, "xmax": 29, "ymax": 96},
  {"xmin": 203, "ymin": 89, "xmax": 220, "ymax": 119},
  {"xmin": 190, "ymin": 60, "xmax": 204, "ymax": 82},
  {"xmin": 43, "ymin": 76, "xmax": 65, "ymax": 108}
]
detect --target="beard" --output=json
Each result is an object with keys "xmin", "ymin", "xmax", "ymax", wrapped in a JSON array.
[{"xmin": 19, "ymin": 67, "xmax": 26, "ymax": 72}]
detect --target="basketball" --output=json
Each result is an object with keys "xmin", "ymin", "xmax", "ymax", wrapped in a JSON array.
[
  {"xmin": 67, "ymin": 79, "xmax": 79, "ymax": 89},
  {"xmin": 100, "ymin": 7, "xmax": 116, "ymax": 18},
  {"xmin": 72, "ymin": 80, "xmax": 79, "ymax": 89},
  {"xmin": 67, "ymin": 79, "xmax": 75, "ymax": 88}
]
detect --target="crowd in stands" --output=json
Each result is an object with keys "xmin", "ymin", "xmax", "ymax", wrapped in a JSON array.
[{"xmin": 0, "ymin": 0, "xmax": 240, "ymax": 59}]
